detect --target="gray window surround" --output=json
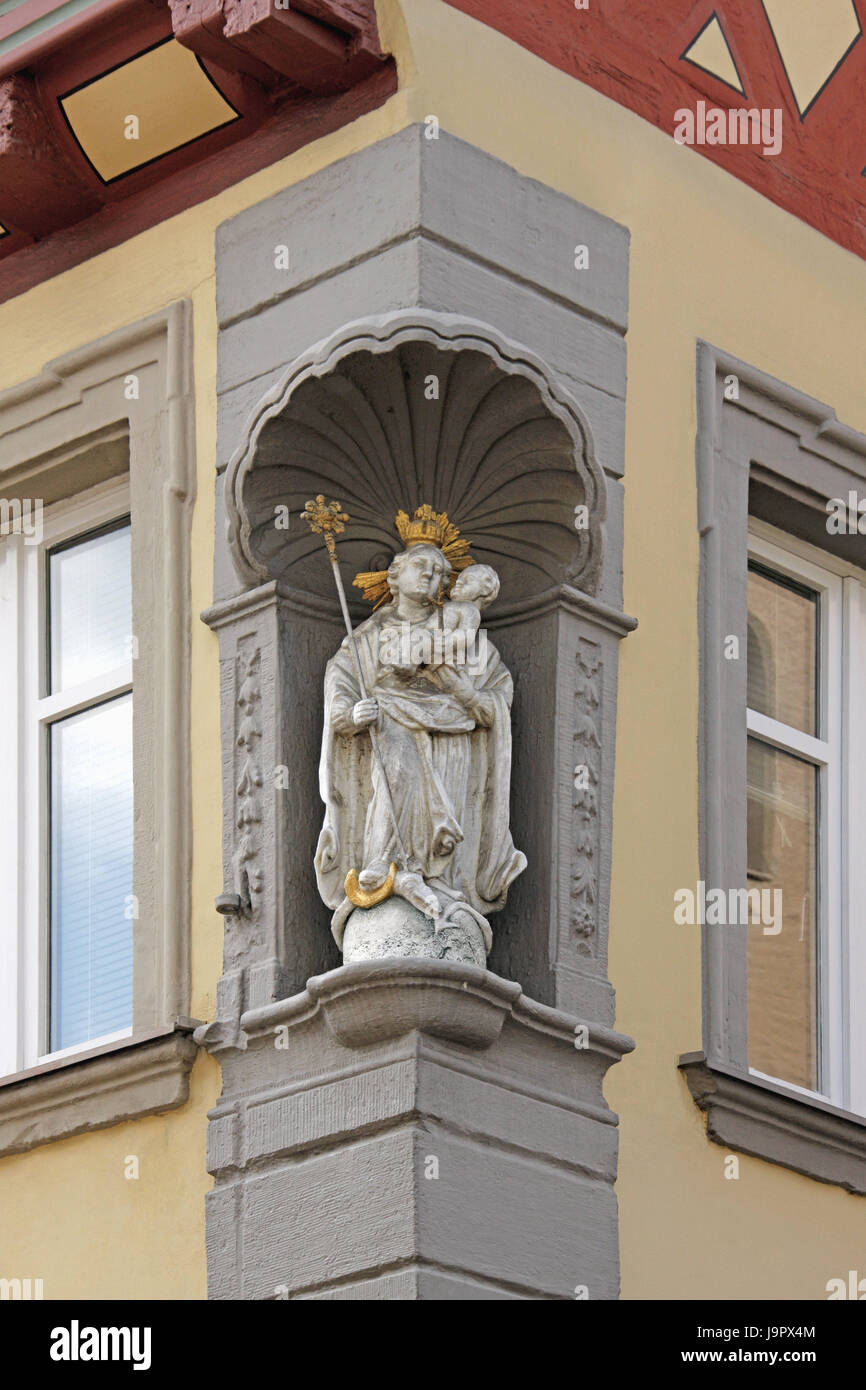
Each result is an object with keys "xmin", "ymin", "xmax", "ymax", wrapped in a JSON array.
[
  {"xmin": 0, "ymin": 1025, "xmax": 199, "ymax": 1158},
  {"xmin": 690, "ymin": 339, "xmax": 866, "ymax": 1193},
  {"xmin": 0, "ymin": 303, "xmax": 198, "ymax": 1155},
  {"xmin": 680, "ymin": 1052, "xmax": 866, "ymax": 1195}
]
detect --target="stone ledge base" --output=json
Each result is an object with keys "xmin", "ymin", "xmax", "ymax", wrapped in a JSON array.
[{"xmin": 203, "ymin": 962, "xmax": 633, "ymax": 1300}]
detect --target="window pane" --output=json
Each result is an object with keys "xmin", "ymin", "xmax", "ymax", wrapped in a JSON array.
[
  {"xmin": 49, "ymin": 522, "xmax": 131, "ymax": 693},
  {"xmin": 747, "ymin": 737, "xmax": 818, "ymax": 1091},
  {"xmin": 747, "ymin": 565, "xmax": 817, "ymax": 735},
  {"xmin": 49, "ymin": 695, "xmax": 133, "ymax": 1052}
]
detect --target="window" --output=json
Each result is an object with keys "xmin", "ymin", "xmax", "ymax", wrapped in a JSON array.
[
  {"xmin": 0, "ymin": 305, "xmax": 194, "ymax": 1157},
  {"xmin": 47, "ymin": 515, "xmax": 134, "ymax": 1054},
  {"xmin": 686, "ymin": 342, "xmax": 866, "ymax": 1194},
  {"xmin": 0, "ymin": 479, "xmax": 133, "ymax": 1074},
  {"xmin": 746, "ymin": 529, "xmax": 865, "ymax": 1113}
]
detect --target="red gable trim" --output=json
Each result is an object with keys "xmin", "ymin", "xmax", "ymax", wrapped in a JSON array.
[{"xmin": 445, "ymin": 0, "xmax": 866, "ymax": 262}]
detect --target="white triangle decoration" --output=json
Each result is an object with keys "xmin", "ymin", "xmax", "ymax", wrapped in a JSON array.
[{"xmin": 684, "ymin": 15, "xmax": 744, "ymax": 94}]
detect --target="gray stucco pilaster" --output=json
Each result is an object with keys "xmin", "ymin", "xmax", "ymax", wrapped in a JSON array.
[{"xmin": 202, "ymin": 127, "xmax": 635, "ymax": 1298}]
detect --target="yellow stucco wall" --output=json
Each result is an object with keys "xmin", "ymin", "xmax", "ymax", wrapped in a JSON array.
[
  {"xmin": 0, "ymin": 0, "xmax": 863, "ymax": 1298},
  {"xmin": 394, "ymin": 1, "xmax": 866, "ymax": 1299},
  {"xmin": 0, "ymin": 3, "xmax": 415, "ymax": 1299}
]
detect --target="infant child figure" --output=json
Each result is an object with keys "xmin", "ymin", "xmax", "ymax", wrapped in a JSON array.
[
  {"xmin": 425, "ymin": 562, "xmax": 500, "ymax": 674},
  {"xmin": 377, "ymin": 562, "xmax": 500, "ymax": 684}
]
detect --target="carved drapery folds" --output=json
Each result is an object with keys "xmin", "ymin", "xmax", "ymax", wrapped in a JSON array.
[{"xmin": 223, "ymin": 312, "xmax": 606, "ymax": 606}]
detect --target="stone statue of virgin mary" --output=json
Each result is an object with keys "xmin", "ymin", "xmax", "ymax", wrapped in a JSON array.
[{"xmin": 313, "ymin": 505, "xmax": 526, "ymax": 965}]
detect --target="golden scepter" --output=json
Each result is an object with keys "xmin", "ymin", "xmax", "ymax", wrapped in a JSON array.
[{"xmin": 302, "ymin": 495, "xmax": 403, "ymax": 907}]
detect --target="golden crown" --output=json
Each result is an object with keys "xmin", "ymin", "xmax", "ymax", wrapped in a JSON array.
[
  {"xmin": 396, "ymin": 504, "xmax": 451, "ymax": 548},
  {"xmin": 354, "ymin": 505, "xmax": 474, "ymax": 609}
]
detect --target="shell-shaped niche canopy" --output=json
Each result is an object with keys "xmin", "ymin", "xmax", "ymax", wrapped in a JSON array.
[{"xmin": 225, "ymin": 315, "xmax": 606, "ymax": 606}]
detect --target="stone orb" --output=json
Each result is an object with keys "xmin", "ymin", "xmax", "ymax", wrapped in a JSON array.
[{"xmin": 342, "ymin": 898, "xmax": 487, "ymax": 966}]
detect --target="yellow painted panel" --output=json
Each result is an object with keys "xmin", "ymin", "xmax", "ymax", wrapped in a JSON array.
[
  {"xmin": 0, "ymin": 1053, "xmax": 220, "ymax": 1299},
  {"xmin": 0, "ymin": 50, "xmax": 410, "ymax": 1302},
  {"xmin": 61, "ymin": 39, "xmax": 239, "ymax": 182},
  {"xmin": 683, "ymin": 14, "xmax": 744, "ymax": 93},
  {"xmin": 395, "ymin": 0, "xmax": 866, "ymax": 1300},
  {"xmin": 763, "ymin": 0, "xmax": 860, "ymax": 113}
]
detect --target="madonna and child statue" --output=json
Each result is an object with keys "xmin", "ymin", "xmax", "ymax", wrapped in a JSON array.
[{"xmin": 303, "ymin": 497, "xmax": 526, "ymax": 965}]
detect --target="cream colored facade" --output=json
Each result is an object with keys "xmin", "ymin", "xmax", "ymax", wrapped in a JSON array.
[{"xmin": 0, "ymin": 0, "xmax": 863, "ymax": 1299}]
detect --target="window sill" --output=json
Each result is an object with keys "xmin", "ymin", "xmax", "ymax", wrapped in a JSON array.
[
  {"xmin": 0, "ymin": 1025, "xmax": 199, "ymax": 1158},
  {"xmin": 679, "ymin": 1052, "xmax": 866, "ymax": 1195}
]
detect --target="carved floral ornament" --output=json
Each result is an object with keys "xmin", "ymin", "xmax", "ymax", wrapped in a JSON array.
[{"xmin": 223, "ymin": 312, "xmax": 607, "ymax": 602}]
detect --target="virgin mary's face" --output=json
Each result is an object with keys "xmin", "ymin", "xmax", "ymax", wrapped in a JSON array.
[{"xmin": 393, "ymin": 546, "xmax": 448, "ymax": 604}]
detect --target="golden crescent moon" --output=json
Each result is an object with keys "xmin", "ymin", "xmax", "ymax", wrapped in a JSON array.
[{"xmin": 345, "ymin": 862, "xmax": 397, "ymax": 907}]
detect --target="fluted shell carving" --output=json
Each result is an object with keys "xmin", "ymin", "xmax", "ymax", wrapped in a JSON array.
[{"xmin": 225, "ymin": 314, "xmax": 606, "ymax": 601}]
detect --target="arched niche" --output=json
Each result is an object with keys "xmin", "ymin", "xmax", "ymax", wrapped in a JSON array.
[
  {"xmin": 215, "ymin": 312, "xmax": 620, "ymax": 1014},
  {"xmin": 224, "ymin": 312, "xmax": 606, "ymax": 606}
]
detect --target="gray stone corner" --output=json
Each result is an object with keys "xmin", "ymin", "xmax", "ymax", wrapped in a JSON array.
[
  {"xmin": 203, "ymin": 961, "xmax": 634, "ymax": 1300},
  {"xmin": 204, "ymin": 130, "xmax": 637, "ymax": 1299},
  {"xmin": 679, "ymin": 1052, "xmax": 866, "ymax": 1196}
]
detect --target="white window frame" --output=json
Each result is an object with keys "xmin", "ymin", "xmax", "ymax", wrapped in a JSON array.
[
  {"xmin": 0, "ymin": 306, "xmax": 194, "ymax": 1158},
  {"xmin": 748, "ymin": 520, "xmax": 866, "ymax": 1116},
  {"xmin": 0, "ymin": 475, "xmax": 133, "ymax": 1078}
]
